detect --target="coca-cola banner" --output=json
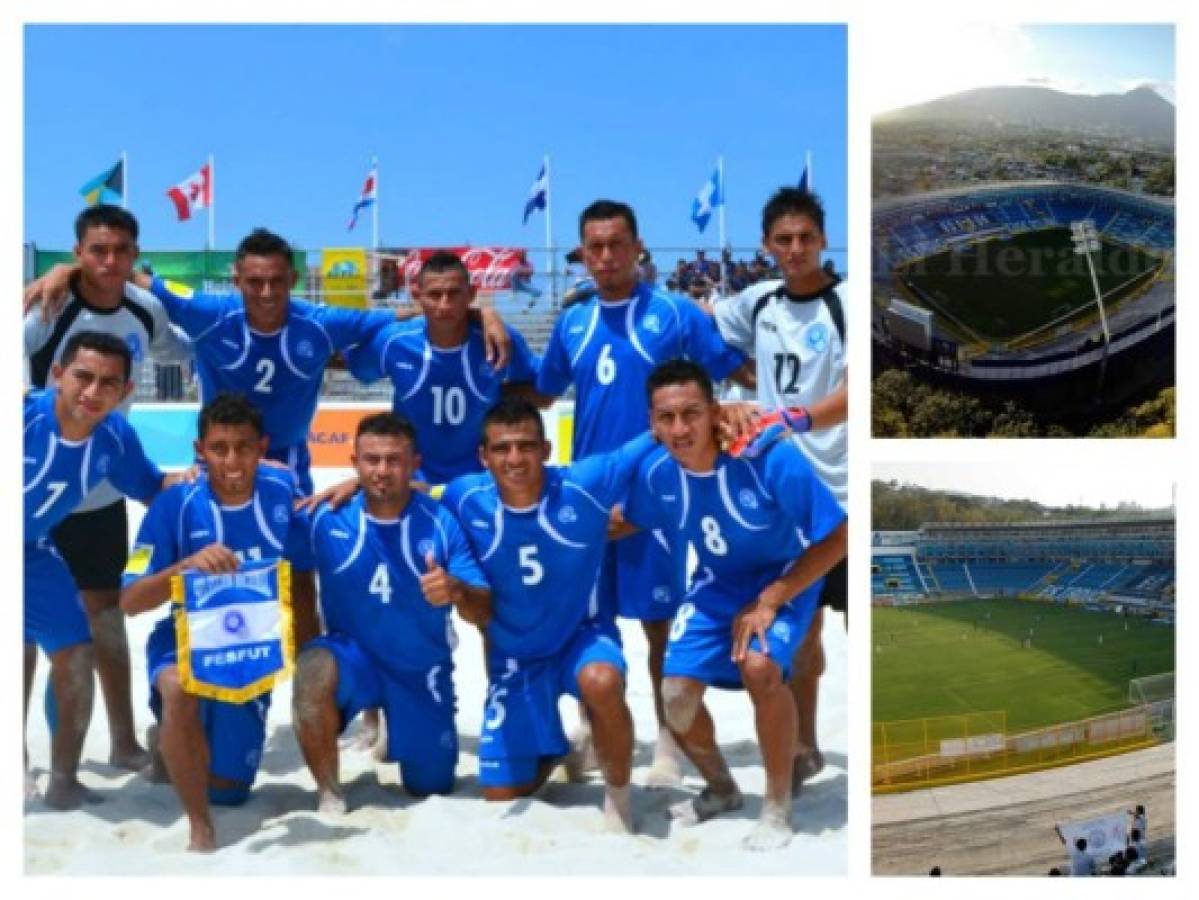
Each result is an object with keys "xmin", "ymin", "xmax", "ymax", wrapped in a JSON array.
[{"xmin": 393, "ymin": 247, "xmax": 530, "ymax": 291}]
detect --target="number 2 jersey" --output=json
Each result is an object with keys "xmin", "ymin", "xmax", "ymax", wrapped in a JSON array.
[
  {"xmin": 441, "ymin": 433, "xmax": 658, "ymax": 660},
  {"xmin": 24, "ymin": 388, "xmax": 162, "ymax": 545},
  {"xmin": 148, "ymin": 277, "xmax": 394, "ymax": 458},
  {"xmin": 624, "ymin": 438, "xmax": 845, "ymax": 619},
  {"xmin": 304, "ymin": 491, "xmax": 487, "ymax": 676},
  {"xmin": 344, "ymin": 320, "xmax": 541, "ymax": 484}
]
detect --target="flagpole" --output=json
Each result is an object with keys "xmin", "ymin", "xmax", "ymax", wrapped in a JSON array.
[
  {"xmin": 207, "ymin": 154, "xmax": 215, "ymax": 251},
  {"xmin": 717, "ymin": 155, "xmax": 727, "ymax": 296},
  {"xmin": 808, "ymin": 149, "xmax": 813, "ymax": 189},
  {"xmin": 543, "ymin": 154, "xmax": 553, "ymax": 300},
  {"xmin": 371, "ymin": 155, "xmax": 380, "ymax": 252},
  {"xmin": 121, "ymin": 151, "xmax": 128, "ymax": 209}
]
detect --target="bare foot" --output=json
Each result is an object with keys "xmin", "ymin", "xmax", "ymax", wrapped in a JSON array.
[
  {"xmin": 346, "ymin": 709, "xmax": 381, "ymax": 752},
  {"xmin": 564, "ymin": 728, "xmax": 598, "ymax": 782},
  {"xmin": 317, "ymin": 788, "xmax": 348, "ymax": 816},
  {"xmin": 141, "ymin": 725, "xmax": 171, "ymax": 784},
  {"xmin": 669, "ymin": 786, "xmax": 743, "ymax": 826},
  {"xmin": 602, "ymin": 784, "xmax": 635, "ymax": 834},
  {"xmin": 742, "ymin": 798, "xmax": 793, "ymax": 851},
  {"xmin": 43, "ymin": 775, "xmax": 97, "ymax": 810},
  {"xmin": 187, "ymin": 820, "xmax": 217, "ymax": 853},
  {"xmin": 645, "ymin": 729, "xmax": 684, "ymax": 790},
  {"xmin": 109, "ymin": 743, "xmax": 151, "ymax": 772},
  {"xmin": 792, "ymin": 748, "xmax": 824, "ymax": 798}
]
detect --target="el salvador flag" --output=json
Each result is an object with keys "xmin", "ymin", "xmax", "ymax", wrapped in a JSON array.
[
  {"xmin": 690, "ymin": 168, "xmax": 722, "ymax": 233},
  {"xmin": 523, "ymin": 162, "xmax": 548, "ymax": 224}
]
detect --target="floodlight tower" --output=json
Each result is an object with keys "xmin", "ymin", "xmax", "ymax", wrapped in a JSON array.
[{"xmin": 1070, "ymin": 219, "xmax": 1111, "ymax": 347}]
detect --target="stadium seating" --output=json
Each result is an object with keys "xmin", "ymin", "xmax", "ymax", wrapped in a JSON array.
[{"xmin": 872, "ymin": 517, "xmax": 1175, "ymax": 610}]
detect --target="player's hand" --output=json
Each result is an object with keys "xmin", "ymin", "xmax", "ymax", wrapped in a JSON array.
[
  {"xmin": 728, "ymin": 407, "xmax": 811, "ymax": 459},
  {"xmin": 23, "ymin": 263, "xmax": 78, "ymax": 323},
  {"xmin": 419, "ymin": 551, "xmax": 460, "ymax": 607},
  {"xmin": 295, "ymin": 476, "xmax": 359, "ymax": 513},
  {"xmin": 477, "ymin": 305, "xmax": 511, "ymax": 369},
  {"xmin": 717, "ymin": 401, "xmax": 760, "ymax": 447},
  {"xmin": 731, "ymin": 600, "xmax": 778, "ymax": 663},
  {"xmin": 182, "ymin": 543, "xmax": 241, "ymax": 575},
  {"xmin": 606, "ymin": 506, "xmax": 639, "ymax": 541},
  {"xmin": 160, "ymin": 464, "xmax": 202, "ymax": 491}
]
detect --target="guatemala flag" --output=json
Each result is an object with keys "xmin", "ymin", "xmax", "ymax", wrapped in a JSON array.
[
  {"xmin": 690, "ymin": 167, "xmax": 722, "ymax": 233},
  {"xmin": 347, "ymin": 165, "xmax": 377, "ymax": 231},
  {"xmin": 523, "ymin": 161, "xmax": 548, "ymax": 224}
]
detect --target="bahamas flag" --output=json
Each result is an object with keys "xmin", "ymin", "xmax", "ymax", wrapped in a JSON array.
[
  {"xmin": 79, "ymin": 158, "xmax": 124, "ymax": 206},
  {"xmin": 172, "ymin": 558, "xmax": 295, "ymax": 703}
]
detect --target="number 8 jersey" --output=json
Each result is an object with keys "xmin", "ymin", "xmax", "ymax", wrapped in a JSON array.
[{"xmin": 624, "ymin": 439, "xmax": 845, "ymax": 619}]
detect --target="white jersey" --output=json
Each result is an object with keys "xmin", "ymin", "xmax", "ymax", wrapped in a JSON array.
[
  {"xmin": 714, "ymin": 277, "xmax": 846, "ymax": 508},
  {"xmin": 24, "ymin": 278, "xmax": 192, "ymax": 511}
]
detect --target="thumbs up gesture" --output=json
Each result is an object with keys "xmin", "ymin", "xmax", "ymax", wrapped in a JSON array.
[{"xmin": 419, "ymin": 550, "xmax": 460, "ymax": 607}]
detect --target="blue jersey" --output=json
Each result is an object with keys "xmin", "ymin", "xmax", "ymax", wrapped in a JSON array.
[
  {"xmin": 625, "ymin": 440, "xmax": 845, "ymax": 619},
  {"xmin": 24, "ymin": 389, "xmax": 162, "ymax": 545},
  {"xmin": 344, "ymin": 320, "xmax": 540, "ymax": 484},
  {"xmin": 123, "ymin": 468, "xmax": 315, "ymax": 600},
  {"xmin": 537, "ymin": 283, "xmax": 745, "ymax": 459},
  {"xmin": 150, "ymin": 277, "xmax": 393, "ymax": 452},
  {"xmin": 304, "ymin": 491, "xmax": 487, "ymax": 674},
  {"xmin": 441, "ymin": 433, "xmax": 657, "ymax": 659}
]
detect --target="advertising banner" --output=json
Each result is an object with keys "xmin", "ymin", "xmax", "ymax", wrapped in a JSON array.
[{"xmin": 321, "ymin": 247, "xmax": 369, "ymax": 309}]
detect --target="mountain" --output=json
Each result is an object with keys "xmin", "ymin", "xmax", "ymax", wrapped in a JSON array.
[{"xmin": 875, "ymin": 85, "xmax": 1174, "ymax": 143}]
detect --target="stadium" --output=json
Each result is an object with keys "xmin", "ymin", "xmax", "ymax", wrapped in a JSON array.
[
  {"xmin": 871, "ymin": 515, "xmax": 1175, "ymax": 874},
  {"xmin": 872, "ymin": 182, "xmax": 1174, "ymax": 403}
]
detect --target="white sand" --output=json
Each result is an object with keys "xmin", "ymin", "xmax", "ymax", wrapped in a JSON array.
[{"xmin": 23, "ymin": 473, "xmax": 847, "ymax": 875}]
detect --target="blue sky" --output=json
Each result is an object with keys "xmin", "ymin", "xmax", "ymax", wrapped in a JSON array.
[
  {"xmin": 868, "ymin": 22, "xmax": 1175, "ymax": 114},
  {"xmin": 24, "ymin": 23, "xmax": 847, "ymax": 269}
]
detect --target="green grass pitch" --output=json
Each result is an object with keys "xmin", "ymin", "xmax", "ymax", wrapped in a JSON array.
[
  {"xmin": 872, "ymin": 598, "xmax": 1174, "ymax": 733},
  {"xmin": 897, "ymin": 227, "xmax": 1161, "ymax": 341}
]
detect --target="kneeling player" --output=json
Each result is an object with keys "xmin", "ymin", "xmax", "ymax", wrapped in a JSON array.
[
  {"xmin": 293, "ymin": 413, "xmax": 490, "ymax": 811},
  {"xmin": 625, "ymin": 360, "xmax": 846, "ymax": 850},
  {"xmin": 441, "ymin": 398, "xmax": 661, "ymax": 831},
  {"xmin": 120, "ymin": 393, "xmax": 316, "ymax": 852}
]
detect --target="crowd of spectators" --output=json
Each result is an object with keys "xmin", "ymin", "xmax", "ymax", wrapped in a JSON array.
[{"xmin": 665, "ymin": 248, "xmax": 781, "ymax": 302}]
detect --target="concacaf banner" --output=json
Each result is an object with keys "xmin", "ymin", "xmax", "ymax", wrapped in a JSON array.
[
  {"xmin": 321, "ymin": 247, "xmax": 369, "ymax": 309},
  {"xmin": 172, "ymin": 559, "xmax": 295, "ymax": 703},
  {"xmin": 395, "ymin": 247, "xmax": 529, "ymax": 292}
]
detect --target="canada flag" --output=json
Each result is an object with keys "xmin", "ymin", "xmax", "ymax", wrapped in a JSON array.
[{"xmin": 166, "ymin": 163, "xmax": 212, "ymax": 221}]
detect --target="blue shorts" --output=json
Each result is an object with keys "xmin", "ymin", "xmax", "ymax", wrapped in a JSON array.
[
  {"xmin": 266, "ymin": 442, "xmax": 313, "ymax": 496},
  {"xmin": 663, "ymin": 591, "xmax": 816, "ymax": 690},
  {"xmin": 24, "ymin": 540, "xmax": 91, "ymax": 654},
  {"xmin": 146, "ymin": 618, "xmax": 271, "ymax": 796},
  {"xmin": 479, "ymin": 626, "xmax": 626, "ymax": 788},
  {"xmin": 596, "ymin": 529, "xmax": 681, "ymax": 624},
  {"xmin": 306, "ymin": 633, "xmax": 457, "ymax": 796}
]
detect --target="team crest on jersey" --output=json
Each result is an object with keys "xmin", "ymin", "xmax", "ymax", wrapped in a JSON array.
[
  {"xmin": 95, "ymin": 454, "xmax": 112, "ymax": 475},
  {"xmin": 417, "ymin": 539, "xmax": 435, "ymax": 558},
  {"xmin": 558, "ymin": 505, "xmax": 578, "ymax": 524},
  {"xmin": 738, "ymin": 488, "xmax": 759, "ymax": 510},
  {"xmin": 273, "ymin": 504, "xmax": 289, "ymax": 524},
  {"xmin": 652, "ymin": 585, "xmax": 671, "ymax": 604},
  {"xmin": 296, "ymin": 339, "xmax": 315, "ymax": 359},
  {"xmin": 642, "ymin": 314, "xmax": 662, "ymax": 334},
  {"xmin": 125, "ymin": 333, "xmax": 144, "ymax": 362},
  {"xmin": 771, "ymin": 620, "xmax": 792, "ymax": 642},
  {"xmin": 805, "ymin": 322, "xmax": 830, "ymax": 353}
]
